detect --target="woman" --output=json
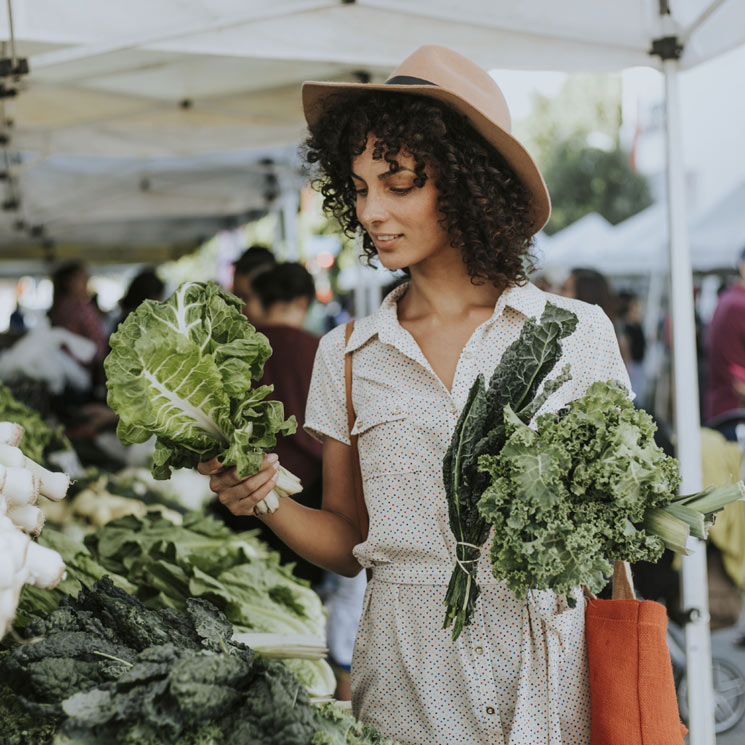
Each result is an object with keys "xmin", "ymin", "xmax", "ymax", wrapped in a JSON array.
[
  {"xmin": 116, "ymin": 268, "xmax": 165, "ymax": 327},
  {"xmin": 48, "ymin": 261, "xmax": 108, "ymax": 363},
  {"xmin": 561, "ymin": 266, "xmax": 632, "ymax": 375},
  {"xmin": 200, "ymin": 46, "xmax": 629, "ymax": 745}
]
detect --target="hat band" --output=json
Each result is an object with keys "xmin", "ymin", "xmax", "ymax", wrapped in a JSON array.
[{"xmin": 386, "ymin": 75, "xmax": 436, "ymax": 86}]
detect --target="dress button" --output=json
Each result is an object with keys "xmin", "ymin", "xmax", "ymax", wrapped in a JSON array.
[
  {"xmin": 475, "ymin": 646, "xmax": 484, "ymax": 655},
  {"xmin": 463, "ymin": 351, "xmax": 473, "ymax": 360},
  {"xmin": 486, "ymin": 706, "xmax": 495, "ymax": 715}
]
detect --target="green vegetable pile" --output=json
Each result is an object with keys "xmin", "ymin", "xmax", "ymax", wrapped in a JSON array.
[
  {"xmin": 1, "ymin": 578, "xmax": 398, "ymax": 745},
  {"xmin": 15, "ymin": 511, "xmax": 332, "ymax": 695},
  {"xmin": 105, "ymin": 281, "xmax": 296, "ymax": 481},
  {"xmin": 83, "ymin": 512, "xmax": 326, "ymax": 637},
  {"xmin": 0, "ymin": 382, "xmax": 70, "ymax": 463}
]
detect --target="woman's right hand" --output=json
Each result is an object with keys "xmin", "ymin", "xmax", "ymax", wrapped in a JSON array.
[{"xmin": 197, "ymin": 453, "xmax": 280, "ymax": 516}]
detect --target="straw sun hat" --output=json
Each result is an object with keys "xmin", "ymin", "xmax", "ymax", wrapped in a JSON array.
[{"xmin": 302, "ymin": 45, "xmax": 551, "ymax": 234}]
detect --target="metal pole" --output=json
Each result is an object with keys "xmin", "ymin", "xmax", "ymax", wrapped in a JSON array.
[{"xmin": 662, "ymin": 56, "xmax": 715, "ymax": 745}]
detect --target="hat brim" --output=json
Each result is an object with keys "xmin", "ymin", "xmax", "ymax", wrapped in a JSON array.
[{"xmin": 302, "ymin": 80, "xmax": 551, "ymax": 235}]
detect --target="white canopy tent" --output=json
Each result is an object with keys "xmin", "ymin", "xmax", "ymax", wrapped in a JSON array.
[
  {"xmin": 540, "ymin": 179, "xmax": 745, "ymax": 277},
  {"xmin": 0, "ymin": 1, "xmax": 742, "ymax": 741}
]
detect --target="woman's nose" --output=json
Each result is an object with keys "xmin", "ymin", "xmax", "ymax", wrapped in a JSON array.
[{"xmin": 358, "ymin": 190, "xmax": 388, "ymax": 226}]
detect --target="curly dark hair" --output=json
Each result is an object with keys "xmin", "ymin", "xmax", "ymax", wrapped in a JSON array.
[{"xmin": 303, "ymin": 91, "xmax": 538, "ymax": 288}]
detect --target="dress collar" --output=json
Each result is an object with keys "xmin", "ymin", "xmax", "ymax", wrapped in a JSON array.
[{"xmin": 344, "ymin": 280, "xmax": 548, "ymax": 354}]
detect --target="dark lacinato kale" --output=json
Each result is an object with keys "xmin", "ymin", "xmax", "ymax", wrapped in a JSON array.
[
  {"xmin": 1, "ymin": 578, "xmax": 404, "ymax": 745},
  {"xmin": 443, "ymin": 302, "xmax": 578, "ymax": 639},
  {"xmin": 0, "ymin": 679, "xmax": 60, "ymax": 745}
]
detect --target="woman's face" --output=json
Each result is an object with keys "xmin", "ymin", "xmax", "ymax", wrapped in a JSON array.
[{"xmin": 351, "ymin": 137, "xmax": 452, "ymax": 272}]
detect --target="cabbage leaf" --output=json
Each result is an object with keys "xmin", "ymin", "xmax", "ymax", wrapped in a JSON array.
[{"xmin": 105, "ymin": 282, "xmax": 295, "ymax": 480}]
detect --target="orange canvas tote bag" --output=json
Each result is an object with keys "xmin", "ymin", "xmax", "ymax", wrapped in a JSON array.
[{"xmin": 585, "ymin": 561, "xmax": 687, "ymax": 745}]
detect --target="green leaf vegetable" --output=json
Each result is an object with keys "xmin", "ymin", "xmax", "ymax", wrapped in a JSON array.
[
  {"xmin": 477, "ymin": 379, "xmax": 744, "ymax": 603},
  {"xmin": 13, "ymin": 512, "xmax": 332, "ymax": 694},
  {"xmin": 0, "ymin": 382, "xmax": 71, "ymax": 464},
  {"xmin": 105, "ymin": 281, "xmax": 301, "ymax": 513},
  {"xmin": 1, "ymin": 579, "xmax": 399, "ymax": 745},
  {"xmin": 442, "ymin": 302, "xmax": 577, "ymax": 639}
]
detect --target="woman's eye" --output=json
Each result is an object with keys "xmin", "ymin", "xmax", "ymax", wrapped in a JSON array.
[
  {"xmin": 354, "ymin": 189, "xmax": 367, "ymax": 197},
  {"xmin": 390, "ymin": 187, "xmax": 413, "ymax": 195}
]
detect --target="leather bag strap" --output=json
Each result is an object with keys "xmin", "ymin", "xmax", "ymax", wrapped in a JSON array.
[
  {"xmin": 344, "ymin": 322, "xmax": 370, "ymax": 548},
  {"xmin": 611, "ymin": 560, "xmax": 635, "ymax": 600}
]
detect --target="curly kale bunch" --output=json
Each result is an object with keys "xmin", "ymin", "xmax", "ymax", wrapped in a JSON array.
[{"xmin": 477, "ymin": 380, "xmax": 681, "ymax": 602}]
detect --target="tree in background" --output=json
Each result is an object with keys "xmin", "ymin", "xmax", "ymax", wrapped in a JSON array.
[{"xmin": 515, "ymin": 74, "xmax": 653, "ymax": 236}]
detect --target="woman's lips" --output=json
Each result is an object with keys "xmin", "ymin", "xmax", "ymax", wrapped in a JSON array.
[{"xmin": 373, "ymin": 233, "xmax": 403, "ymax": 250}]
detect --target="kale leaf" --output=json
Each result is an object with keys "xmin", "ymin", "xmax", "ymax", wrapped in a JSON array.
[{"xmin": 477, "ymin": 380, "xmax": 679, "ymax": 601}]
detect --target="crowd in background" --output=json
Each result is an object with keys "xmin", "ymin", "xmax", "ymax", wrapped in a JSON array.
[
  {"xmin": 8, "ymin": 241, "xmax": 745, "ymax": 686},
  {"xmin": 539, "ymin": 255, "xmax": 745, "ymax": 640}
]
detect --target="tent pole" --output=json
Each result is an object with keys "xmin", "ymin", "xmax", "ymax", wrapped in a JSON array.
[{"xmin": 662, "ymin": 56, "xmax": 715, "ymax": 745}]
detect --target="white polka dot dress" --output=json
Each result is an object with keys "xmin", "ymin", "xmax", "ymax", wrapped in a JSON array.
[{"xmin": 305, "ymin": 281, "xmax": 632, "ymax": 745}]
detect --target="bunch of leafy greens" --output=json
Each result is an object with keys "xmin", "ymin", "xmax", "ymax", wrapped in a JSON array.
[
  {"xmin": 11, "ymin": 529, "xmax": 136, "ymax": 633},
  {"xmin": 1, "ymin": 578, "xmax": 399, "ymax": 745},
  {"xmin": 104, "ymin": 282, "xmax": 297, "ymax": 492},
  {"xmin": 14, "ymin": 511, "xmax": 332, "ymax": 695},
  {"xmin": 442, "ymin": 302, "xmax": 577, "ymax": 640},
  {"xmin": 478, "ymin": 379, "xmax": 744, "ymax": 603},
  {"xmin": 0, "ymin": 382, "xmax": 71, "ymax": 463}
]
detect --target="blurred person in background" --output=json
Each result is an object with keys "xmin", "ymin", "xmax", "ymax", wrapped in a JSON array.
[
  {"xmin": 213, "ymin": 261, "xmax": 325, "ymax": 586},
  {"xmin": 49, "ymin": 261, "xmax": 108, "ymax": 364},
  {"xmin": 618, "ymin": 290, "xmax": 647, "ymax": 401},
  {"xmin": 560, "ymin": 267, "xmax": 632, "ymax": 371},
  {"xmin": 115, "ymin": 268, "xmax": 165, "ymax": 329},
  {"xmin": 231, "ymin": 244, "xmax": 276, "ymax": 325},
  {"xmin": 254, "ymin": 262, "xmax": 364, "ymax": 699},
  {"xmin": 704, "ymin": 245, "xmax": 745, "ymax": 440}
]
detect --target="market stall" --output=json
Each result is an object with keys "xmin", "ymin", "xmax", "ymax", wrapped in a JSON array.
[{"xmin": 0, "ymin": 2, "xmax": 743, "ymax": 742}]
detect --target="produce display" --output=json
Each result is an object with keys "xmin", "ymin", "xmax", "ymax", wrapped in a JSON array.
[
  {"xmin": 0, "ymin": 382, "xmax": 71, "ymax": 464},
  {"xmin": 0, "ymin": 422, "xmax": 70, "ymax": 638},
  {"xmin": 16, "ymin": 510, "xmax": 335, "ymax": 698},
  {"xmin": 105, "ymin": 281, "xmax": 301, "ymax": 514},
  {"xmin": 444, "ymin": 304, "xmax": 745, "ymax": 640},
  {"xmin": 1, "ymin": 578, "xmax": 399, "ymax": 745},
  {"xmin": 1, "ymin": 305, "xmax": 402, "ymax": 744}
]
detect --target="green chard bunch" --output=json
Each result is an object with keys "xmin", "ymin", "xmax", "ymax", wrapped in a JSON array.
[{"xmin": 105, "ymin": 281, "xmax": 300, "ymax": 513}]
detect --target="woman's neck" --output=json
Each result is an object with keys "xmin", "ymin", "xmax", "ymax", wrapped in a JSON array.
[{"xmin": 398, "ymin": 251, "xmax": 504, "ymax": 323}]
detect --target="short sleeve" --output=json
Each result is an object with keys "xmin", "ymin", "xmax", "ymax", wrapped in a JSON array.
[
  {"xmin": 589, "ymin": 306, "xmax": 634, "ymax": 398},
  {"xmin": 304, "ymin": 325, "xmax": 351, "ymax": 445}
]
